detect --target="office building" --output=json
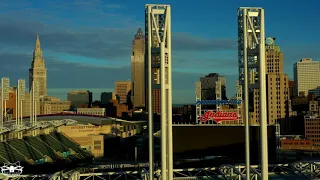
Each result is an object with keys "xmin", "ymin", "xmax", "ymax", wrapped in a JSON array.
[
  {"xmin": 115, "ymin": 81, "xmax": 131, "ymax": 104},
  {"xmin": 100, "ymin": 92, "xmax": 116, "ymax": 104},
  {"xmin": 305, "ymin": 115, "xmax": 320, "ymax": 146},
  {"xmin": 29, "ymin": 35, "xmax": 47, "ymax": 98},
  {"xmin": 309, "ymin": 87, "xmax": 320, "ymax": 97},
  {"xmin": 200, "ymin": 73, "xmax": 227, "ymax": 101},
  {"xmin": 294, "ymin": 58, "xmax": 320, "ymax": 96},
  {"xmin": 23, "ymin": 92, "xmax": 40, "ymax": 117},
  {"xmin": 4, "ymin": 87, "xmax": 17, "ymax": 119},
  {"xmin": 238, "ymin": 35, "xmax": 292, "ymax": 124},
  {"xmin": 77, "ymin": 108, "xmax": 106, "ymax": 116},
  {"xmin": 265, "ymin": 37, "xmax": 292, "ymax": 125},
  {"xmin": 131, "ymin": 28, "xmax": 146, "ymax": 108},
  {"xmin": 40, "ymin": 96, "xmax": 71, "ymax": 114},
  {"xmin": 67, "ymin": 90, "xmax": 92, "ymax": 109},
  {"xmin": 288, "ymin": 80, "xmax": 295, "ymax": 98}
]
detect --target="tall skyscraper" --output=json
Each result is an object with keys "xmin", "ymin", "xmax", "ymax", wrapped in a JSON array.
[
  {"xmin": 131, "ymin": 28, "xmax": 145, "ymax": 108},
  {"xmin": 115, "ymin": 81, "xmax": 131, "ymax": 104},
  {"xmin": 239, "ymin": 37, "xmax": 292, "ymax": 125},
  {"xmin": 265, "ymin": 37, "xmax": 291, "ymax": 124},
  {"xmin": 29, "ymin": 35, "xmax": 47, "ymax": 98},
  {"xmin": 293, "ymin": 58, "xmax": 320, "ymax": 96}
]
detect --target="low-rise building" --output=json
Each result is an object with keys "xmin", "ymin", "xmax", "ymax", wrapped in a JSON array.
[
  {"xmin": 281, "ymin": 138, "xmax": 313, "ymax": 150},
  {"xmin": 305, "ymin": 116, "xmax": 320, "ymax": 145},
  {"xmin": 40, "ymin": 96, "xmax": 71, "ymax": 114},
  {"xmin": 77, "ymin": 108, "xmax": 106, "ymax": 116}
]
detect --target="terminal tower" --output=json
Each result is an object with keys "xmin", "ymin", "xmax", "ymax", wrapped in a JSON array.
[{"xmin": 29, "ymin": 35, "xmax": 47, "ymax": 98}]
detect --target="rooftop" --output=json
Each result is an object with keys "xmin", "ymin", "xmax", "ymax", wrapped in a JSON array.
[{"xmin": 19, "ymin": 115, "xmax": 146, "ymax": 126}]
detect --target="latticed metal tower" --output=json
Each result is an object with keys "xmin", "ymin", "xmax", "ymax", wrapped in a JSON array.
[
  {"xmin": 236, "ymin": 80, "xmax": 243, "ymax": 124},
  {"xmin": 215, "ymin": 79, "xmax": 222, "ymax": 111},
  {"xmin": 195, "ymin": 81, "xmax": 201, "ymax": 124},
  {"xmin": 145, "ymin": 4, "xmax": 173, "ymax": 180},
  {"xmin": 17, "ymin": 79, "xmax": 26, "ymax": 125},
  {"xmin": 238, "ymin": 7, "xmax": 268, "ymax": 180},
  {"xmin": 0, "ymin": 77, "xmax": 10, "ymax": 129}
]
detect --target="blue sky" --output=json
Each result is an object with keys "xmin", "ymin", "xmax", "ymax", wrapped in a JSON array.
[{"xmin": 0, "ymin": 0, "xmax": 319, "ymax": 103}]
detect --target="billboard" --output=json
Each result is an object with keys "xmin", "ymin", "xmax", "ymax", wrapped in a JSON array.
[
  {"xmin": 200, "ymin": 110, "xmax": 238, "ymax": 123},
  {"xmin": 196, "ymin": 100, "xmax": 242, "ymax": 105}
]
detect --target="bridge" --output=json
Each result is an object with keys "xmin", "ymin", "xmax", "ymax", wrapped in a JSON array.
[{"xmin": 1, "ymin": 161, "xmax": 319, "ymax": 179}]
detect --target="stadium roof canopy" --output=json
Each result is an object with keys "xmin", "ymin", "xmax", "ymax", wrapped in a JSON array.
[
  {"xmin": 2, "ymin": 115, "xmax": 146, "ymax": 131},
  {"xmin": 22, "ymin": 115, "xmax": 146, "ymax": 126}
]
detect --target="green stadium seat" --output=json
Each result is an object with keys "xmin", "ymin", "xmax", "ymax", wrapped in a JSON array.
[
  {"xmin": 24, "ymin": 137, "xmax": 59, "ymax": 160},
  {"xmin": 67, "ymin": 154, "xmax": 81, "ymax": 161},
  {"xmin": 34, "ymin": 158, "xmax": 45, "ymax": 165},
  {"xmin": 51, "ymin": 132, "xmax": 93, "ymax": 159},
  {"xmin": 7, "ymin": 139, "xmax": 43, "ymax": 161},
  {"xmin": 0, "ymin": 155, "xmax": 9, "ymax": 164},
  {"xmin": 40, "ymin": 134, "xmax": 69, "ymax": 153},
  {"xmin": 0, "ymin": 142, "xmax": 28, "ymax": 163}
]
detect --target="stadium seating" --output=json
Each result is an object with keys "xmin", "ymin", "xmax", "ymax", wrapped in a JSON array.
[
  {"xmin": 24, "ymin": 137, "xmax": 60, "ymax": 160},
  {"xmin": 39, "ymin": 134, "xmax": 69, "ymax": 153},
  {"xmin": 0, "ymin": 142, "xmax": 28, "ymax": 163},
  {"xmin": 0, "ymin": 131, "xmax": 94, "ymax": 166},
  {"xmin": 7, "ymin": 139, "xmax": 44, "ymax": 161},
  {"xmin": 51, "ymin": 132, "xmax": 93, "ymax": 159}
]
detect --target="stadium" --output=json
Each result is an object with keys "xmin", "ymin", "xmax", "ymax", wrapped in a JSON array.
[
  {"xmin": 0, "ymin": 113, "xmax": 147, "ymax": 179},
  {"xmin": 0, "ymin": 114, "xmax": 320, "ymax": 180}
]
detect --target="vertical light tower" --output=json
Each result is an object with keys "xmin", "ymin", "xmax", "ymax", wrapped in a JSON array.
[
  {"xmin": 195, "ymin": 81, "xmax": 201, "ymax": 124},
  {"xmin": 33, "ymin": 81, "xmax": 39, "ymax": 125},
  {"xmin": 238, "ymin": 7, "xmax": 268, "ymax": 179},
  {"xmin": 145, "ymin": 4, "xmax": 173, "ymax": 180},
  {"xmin": 215, "ymin": 79, "xmax": 222, "ymax": 111},
  {"xmin": 30, "ymin": 81, "xmax": 39, "ymax": 126},
  {"xmin": 15, "ymin": 88, "xmax": 18, "ymax": 125},
  {"xmin": 236, "ymin": 81, "xmax": 243, "ymax": 124},
  {"xmin": 1, "ymin": 77, "xmax": 10, "ymax": 127},
  {"xmin": 18, "ymin": 79, "xmax": 26, "ymax": 126}
]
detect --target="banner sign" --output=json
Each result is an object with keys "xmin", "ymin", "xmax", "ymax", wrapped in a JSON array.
[
  {"xmin": 200, "ymin": 110, "xmax": 238, "ymax": 123},
  {"xmin": 196, "ymin": 100, "xmax": 242, "ymax": 105}
]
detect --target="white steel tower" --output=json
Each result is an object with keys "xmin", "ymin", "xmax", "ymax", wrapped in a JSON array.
[
  {"xmin": 1, "ymin": 77, "xmax": 10, "ymax": 127},
  {"xmin": 195, "ymin": 81, "xmax": 201, "ymax": 124},
  {"xmin": 16, "ymin": 79, "xmax": 26, "ymax": 139},
  {"xmin": 17, "ymin": 79, "xmax": 26, "ymax": 125},
  {"xmin": 30, "ymin": 81, "xmax": 39, "ymax": 125},
  {"xmin": 215, "ymin": 79, "xmax": 222, "ymax": 111},
  {"xmin": 145, "ymin": 4, "xmax": 173, "ymax": 180},
  {"xmin": 236, "ymin": 80, "xmax": 243, "ymax": 124},
  {"xmin": 238, "ymin": 7, "xmax": 268, "ymax": 179}
]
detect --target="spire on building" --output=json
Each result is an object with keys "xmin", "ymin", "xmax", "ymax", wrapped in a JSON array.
[
  {"xmin": 29, "ymin": 34, "xmax": 47, "ymax": 97},
  {"xmin": 32, "ymin": 35, "xmax": 45, "ymax": 68},
  {"xmin": 134, "ymin": 28, "xmax": 144, "ymax": 40},
  {"xmin": 36, "ymin": 34, "xmax": 41, "ymax": 49}
]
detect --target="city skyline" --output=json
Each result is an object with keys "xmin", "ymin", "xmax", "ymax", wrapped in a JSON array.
[{"xmin": 0, "ymin": 0, "xmax": 319, "ymax": 104}]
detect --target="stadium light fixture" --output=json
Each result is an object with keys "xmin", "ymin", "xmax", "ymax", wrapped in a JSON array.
[
  {"xmin": 18, "ymin": 79, "xmax": 26, "ymax": 126},
  {"xmin": 145, "ymin": 4, "xmax": 173, "ymax": 180},
  {"xmin": 1, "ymin": 77, "xmax": 10, "ymax": 127}
]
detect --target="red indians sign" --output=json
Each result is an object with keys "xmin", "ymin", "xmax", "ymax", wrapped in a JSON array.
[{"xmin": 200, "ymin": 110, "xmax": 238, "ymax": 123}]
